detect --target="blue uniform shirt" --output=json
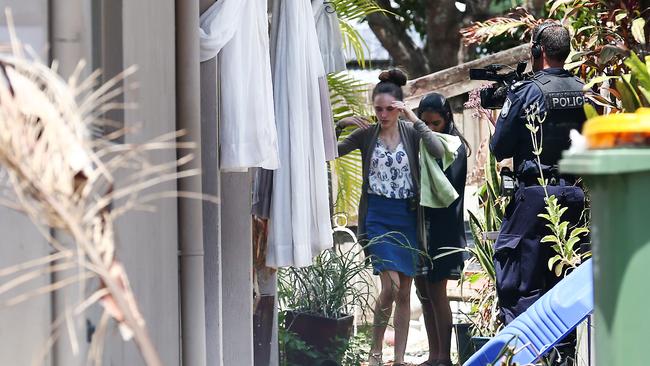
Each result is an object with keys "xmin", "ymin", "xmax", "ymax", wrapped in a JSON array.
[{"xmin": 490, "ymin": 68, "xmax": 580, "ymax": 171}]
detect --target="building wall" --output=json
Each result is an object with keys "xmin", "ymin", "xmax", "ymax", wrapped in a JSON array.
[
  {"xmin": 101, "ymin": 0, "xmax": 180, "ymax": 364},
  {"xmin": 0, "ymin": 2, "xmax": 52, "ymax": 365},
  {"xmin": 0, "ymin": 0, "xmax": 49, "ymax": 58},
  {"xmin": 0, "ymin": 1, "xmax": 258, "ymax": 364},
  {"xmin": 3, "ymin": 0, "xmax": 181, "ymax": 364},
  {"xmin": 0, "ymin": 210, "xmax": 53, "ymax": 365}
]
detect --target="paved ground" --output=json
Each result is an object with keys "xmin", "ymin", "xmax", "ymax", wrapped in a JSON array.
[
  {"xmin": 379, "ymin": 318, "xmax": 459, "ymax": 365},
  {"xmin": 357, "ymin": 278, "xmax": 482, "ymax": 366}
]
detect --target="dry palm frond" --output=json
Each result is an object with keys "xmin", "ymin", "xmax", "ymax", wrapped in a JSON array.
[
  {"xmin": 460, "ymin": 7, "xmax": 539, "ymax": 47},
  {"xmin": 0, "ymin": 11, "xmax": 213, "ymax": 366}
]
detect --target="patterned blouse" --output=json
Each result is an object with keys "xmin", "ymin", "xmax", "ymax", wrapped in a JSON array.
[{"xmin": 368, "ymin": 138, "xmax": 415, "ymax": 199}]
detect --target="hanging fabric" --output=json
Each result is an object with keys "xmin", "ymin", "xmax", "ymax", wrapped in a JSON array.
[
  {"xmin": 199, "ymin": 0, "xmax": 280, "ymax": 171},
  {"xmin": 266, "ymin": 0, "xmax": 334, "ymax": 268},
  {"xmin": 318, "ymin": 76, "xmax": 338, "ymax": 161},
  {"xmin": 311, "ymin": 0, "xmax": 347, "ymax": 74},
  {"xmin": 312, "ymin": 0, "xmax": 345, "ymax": 161}
]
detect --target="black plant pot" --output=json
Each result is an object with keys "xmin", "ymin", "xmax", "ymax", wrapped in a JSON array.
[
  {"xmin": 284, "ymin": 310, "xmax": 354, "ymax": 364},
  {"xmin": 454, "ymin": 323, "xmax": 473, "ymax": 365},
  {"xmin": 470, "ymin": 336, "xmax": 491, "ymax": 353}
]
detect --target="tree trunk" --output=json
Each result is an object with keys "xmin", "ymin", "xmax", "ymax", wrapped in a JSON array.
[
  {"xmin": 365, "ymin": 0, "xmax": 498, "ymax": 78},
  {"xmin": 366, "ymin": 0, "xmax": 431, "ymax": 78},
  {"xmin": 423, "ymin": 0, "xmax": 463, "ymax": 72}
]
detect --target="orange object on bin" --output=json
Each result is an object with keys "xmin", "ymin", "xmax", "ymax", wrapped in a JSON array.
[{"xmin": 583, "ymin": 108, "xmax": 650, "ymax": 149}]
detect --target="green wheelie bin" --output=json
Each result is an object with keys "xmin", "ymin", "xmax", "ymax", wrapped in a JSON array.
[{"xmin": 560, "ymin": 108, "xmax": 650, "ymax": 365}]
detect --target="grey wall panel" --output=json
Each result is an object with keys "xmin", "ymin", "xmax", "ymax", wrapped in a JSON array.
[
  {"xmin": 0, "ymin": 208, "xmax": 52, "ymax": 365},
  {"xmin": 220, "ymin": 172, "xmax": 254, "ymax": 366},
  {"xmin": 0, "ymin": 0, "xmax": 49, "ymax": 59},
  {"xmin": 200, "ymin": 59, "xmax": 223, "ymax": 365},
  {"xmin": 102, "ymin": 0, "xmax": 180, "ymax": 364},
  {"xmin": 0, "ymin": 2, "xmax": 52, "ymax": 365}
]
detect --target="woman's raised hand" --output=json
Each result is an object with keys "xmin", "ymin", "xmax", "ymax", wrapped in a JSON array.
[
  {"xmin": 338, "ymin": 116, "xmax": 372, "ymax": 130},
  {"xmin": 391, "ymin": 101, "xmax": 418, "ymax": 123}
]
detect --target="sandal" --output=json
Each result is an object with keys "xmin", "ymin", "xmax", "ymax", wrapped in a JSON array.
[{"xmin": 368, "ymin": 352, "xmax": 383, "ymax": 366}]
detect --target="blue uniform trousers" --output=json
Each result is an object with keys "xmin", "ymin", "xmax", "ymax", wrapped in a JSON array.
[{"xmin": 494, "ymin": 183, "xmax": 586, "ymax": 324}]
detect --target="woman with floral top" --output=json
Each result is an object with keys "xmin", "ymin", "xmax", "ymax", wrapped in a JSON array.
[{"xmin": 336, "ymin": 69, "xmax": 444, "ymax": 366}]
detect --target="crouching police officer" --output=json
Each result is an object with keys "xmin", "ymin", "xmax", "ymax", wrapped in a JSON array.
[{"xmin": 490, "ymin": 22, "xmax": 588, "ymax": 326}]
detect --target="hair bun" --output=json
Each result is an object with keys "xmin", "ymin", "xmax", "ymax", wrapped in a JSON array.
[{"xmin": 378, "ymin": 69, "xmax": 407, "ymax": 86}]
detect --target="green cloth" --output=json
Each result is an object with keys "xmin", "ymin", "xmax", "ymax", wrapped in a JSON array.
[{"xmin": 419, "ymin": 132, "xmax": 462, "ymax": 208}]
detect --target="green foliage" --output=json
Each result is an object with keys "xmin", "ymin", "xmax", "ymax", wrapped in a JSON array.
[
  {"xmin": 460, "ymin": 8, "xmax": 537, "ymax": 48},
  {"xmin": 381, "ymin": 0, "xmax": 525, "ymax": 42},
  {"xmin": 548, "ymin": 1, "xmax": 650, "ymax": 113},
  {"xmin": 278, "ymin": 243, "xmax": 376, "ymax": 319},
  {"xmin": 458, "ymin": 92, "xmax": 508, "ymax": 337},
  {"xmin": 461, "ymin": 0, "xmax": 650, "ymax": 113},
  {"xmin": 540, "ymin": 196, "xmax": 591, "ymax": 277},
  {"xmin": 279, "ymin": 326, "xmax": 320, "ymax": 365},
  {"xmin": 327, "ymin": 71, "xmax": 369, "ymax": 224},
  {"xmin": 461, "ymin": 150, "xmax": 508, "ymax": 337},
  {"xmin": 549, "ymin": 0, "xmax": 649, "ymax": 77},
  {"xmin": 332, "ymin": 0, "xmax": 387, "ymax": 68},
  {"xmin": 326, "ymin": 0, "xmax": 380, "ymax": 223},
  {"xmin": 586, "ymin": 52, "xmax": 650, "ymax": 112},
  {"xmin": 279, "ymin": 325, "xmax": 371, "ymax": 366}
]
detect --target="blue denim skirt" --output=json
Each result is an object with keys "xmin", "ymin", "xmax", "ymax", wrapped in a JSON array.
[{"xmin": 365, "ymin": 194, "xmax": 418, "ymax": 277}]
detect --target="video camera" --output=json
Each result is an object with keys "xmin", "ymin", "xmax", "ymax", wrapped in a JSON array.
[{"xmin": 469, "ymin": 62, "xmax": 529, "ymax": 109}]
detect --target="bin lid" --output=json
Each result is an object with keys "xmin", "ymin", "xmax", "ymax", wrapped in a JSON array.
[
  {"xmin": 560, "ymin": 149, "xmax": 650, "ymax": 175},
  {"xmin": 583, "ymin": 108, "xmax": 650, "ymax": 149}
]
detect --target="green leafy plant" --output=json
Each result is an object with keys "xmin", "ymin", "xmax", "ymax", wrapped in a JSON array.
[
  {"xmin": 524, "ymin": 102, "xmax": 591, "ymax": 278},
  {"xmin": 462, "ymin": 149, "xmax": 507, "ymax": 337},
  {"xmin": 547, "ymin": 0, "xmax": 649, "ymax": 79},
  {"xmin": 540, "ymin": 196, "xmax": 591, "ymax": 277},
  {"xmin": 278, "ymin": 243, "xmax": 375, "ymax": 319},
  {"xmin": 278, "ymin": 325, "xmax": 321, "ymax": 366}
]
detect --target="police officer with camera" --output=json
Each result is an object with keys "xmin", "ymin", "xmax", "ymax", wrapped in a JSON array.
[{"xmin": 490, "ymin": 22, "xmax": 588, "ymax": 327}]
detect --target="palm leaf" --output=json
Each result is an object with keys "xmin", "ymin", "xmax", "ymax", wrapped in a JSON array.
[
  {"xmin": 331, "ymin": 0, "xmax": 388, "ymax": 68},
  {"xmin": 460, "ymin": 7, "xmax": 537, "ymax": 46},
  {"xmin": 331, "ymin": 0, "xmax": 384, "ymax": 21},
  {"xmin": 327, "ymin": 71, "xmax": 369, "ymax": 118},
  {"xmin": 327, "ymin": 71, "xmax": 370, "ymax": 222}
]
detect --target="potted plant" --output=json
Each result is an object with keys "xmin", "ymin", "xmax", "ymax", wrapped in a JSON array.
[{"xmin": 278, "ymin": 238, "xmax": 375, "ymax": 365}]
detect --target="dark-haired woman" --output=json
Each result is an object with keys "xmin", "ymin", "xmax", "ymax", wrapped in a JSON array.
[
  {"xmin": 414, "ymin": 93, "xmax": 470, "ymax": 366},
  {"xmin": 336, "ymin": 70, "xmax": 444, "ymax": 366}
]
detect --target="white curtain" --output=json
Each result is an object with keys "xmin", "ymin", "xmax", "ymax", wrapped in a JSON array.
[
  {"xmin": 312, "ymin": 1, "xmax": 345, "ymax": 161},
  {"xmin": 311, "ymin": 0, "xmax": 347, "ymax": 74},
  {"xmin": 199, "ymin": 0, "xmax": 280, "ymax": 171},
  {"xmin": 266, "ymin": 0, "xmax": 333, "ymax": 267}
]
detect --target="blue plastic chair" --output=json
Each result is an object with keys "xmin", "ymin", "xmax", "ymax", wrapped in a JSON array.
[{"xmin": 463, "ymin": 259, "xmax": 593, "ymax": 366}]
